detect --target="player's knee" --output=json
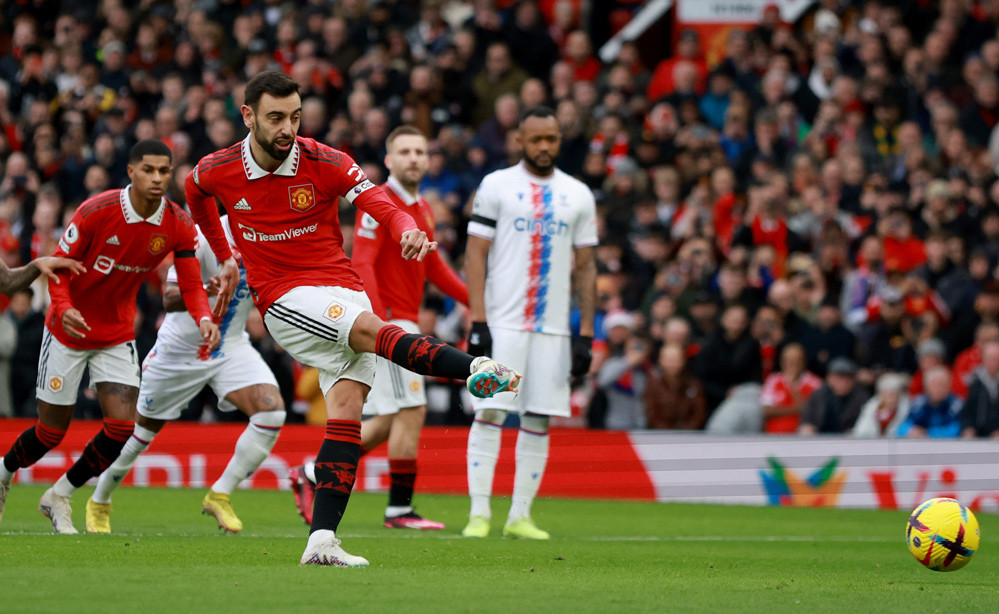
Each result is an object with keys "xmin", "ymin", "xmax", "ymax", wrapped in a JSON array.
[
  {"xmin": 37, "ymin": 402, "xmax": 75, "ymax": 430},
  {"xmin": 475, "ymin": 408, "xmax": 507, "ymax": 426},
  {"xmin": 250, "ymin": 409, "xmax": 286, "ymax": 431},
  {"xmin": 520, "ymin": 414, "xmax": 550, "ymax": 434},
  {"xmin": 348, "ymin": 311, "xmax": 385, "ymax": 353},
  {"xmin": 326, "ymin": 380, "xmax": 367, "ymax": 419},
  {"xmin": 254, "ymin": 385, "xmax": 285, "ymax": 413}
]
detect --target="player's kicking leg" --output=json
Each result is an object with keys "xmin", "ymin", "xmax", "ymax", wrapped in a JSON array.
[
  {"xmin": 201, "ymin": 384, "xmax": 285, "ymax": 533},
  {"xmin": 266, "ymin": 287, "xmax": 517, "ymax": 566},
  {"xmin": 351, "ymin": 312, "xmax": 522, "ymax": 398}
]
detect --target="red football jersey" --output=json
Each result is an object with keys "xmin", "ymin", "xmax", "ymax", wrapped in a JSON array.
[
  {"xmin": 186, "ymin": 136, "xmax": 417, "ymax": 313},
  {"xmin": 48, "ymin": 187, "xmax": 208, "ymax": 350},
  {"xmin": 760, "ymin": 371, "xmax": 823, "ymax": 433},
  {"xmin": 352, "ymin": 177, "xmax": 468, "ymax": 322}
]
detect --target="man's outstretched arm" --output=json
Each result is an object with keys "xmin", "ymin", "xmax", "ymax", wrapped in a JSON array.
[{"xmin": 0, "ymin": 257, "xmax": 86, "ymax": 296}]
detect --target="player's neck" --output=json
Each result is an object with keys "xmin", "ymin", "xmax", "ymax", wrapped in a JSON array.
[
  {"xmin": 249, "ymin": 138, "xmax": 281, "ymax": 172},
  {"xmin": 522, "ymin": 160, "xmax": 555, "ymax": 179},
  {"xmin": 395, "ymin": 178, "xmax": 420, "ymax": 200},
  {"xmin": 128, "ymin": 185, "xmax": 161, "ymax": 218}
]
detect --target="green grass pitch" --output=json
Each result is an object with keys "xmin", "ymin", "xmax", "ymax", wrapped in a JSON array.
[{"xmin": 1, "ymin": 485, "xmax": 997, "ymax": 613}]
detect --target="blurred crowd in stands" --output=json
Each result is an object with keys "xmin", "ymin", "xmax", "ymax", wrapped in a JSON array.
[{"xmin": 1, "ymin": 0, "xmax": 999, "ymax": 439}]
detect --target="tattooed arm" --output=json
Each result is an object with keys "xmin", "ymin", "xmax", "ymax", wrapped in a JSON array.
[{"xmin": 0, "ymin": 257, "xmax": 86, "ymax": 295}]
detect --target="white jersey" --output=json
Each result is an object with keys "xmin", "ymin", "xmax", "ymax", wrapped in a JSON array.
[
  {"xmin": 468, "ymin": 161, "xmax": 597, "ymax": 336},
  {"xmin": 153, "ymin": 216, "xmax": 254, "ymax": 360}
]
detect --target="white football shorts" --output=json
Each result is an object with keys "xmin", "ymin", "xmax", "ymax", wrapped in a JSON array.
[
  {"xmin": 263, "ymin": 285, "xmax": 376, "ymax": 395},
  {"xmin": 363, "ymin": 319, "xmax": 427, "ymax": 416},
  {"xmin": 137, "ymin": 342, "xmax": 279, "ymax": 420},
  {"xmin": 35, "ymin": 328, "xmax": 141, "ymax": 405},
  {"xmin": 471, "ymin": 327, "xmax": 571, "ymax": 417}
]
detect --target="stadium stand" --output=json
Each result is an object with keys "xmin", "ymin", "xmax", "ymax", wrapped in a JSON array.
[{"xmin": 2, "ymin": 1, "xmax": 999, "ymax": 439}]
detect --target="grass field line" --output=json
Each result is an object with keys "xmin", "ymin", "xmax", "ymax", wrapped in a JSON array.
[{"xmin": 0, "ymin": 529, "xmax": 901, "ymax": 543}]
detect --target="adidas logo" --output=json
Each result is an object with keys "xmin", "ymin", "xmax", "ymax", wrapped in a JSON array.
[
  {"xmin": 106, "ymin": 235, "xmax": 120, "ymax": 245},
  {"xmin": 233, "ymin": 198, "xmax": 251, "ymax": 211}
]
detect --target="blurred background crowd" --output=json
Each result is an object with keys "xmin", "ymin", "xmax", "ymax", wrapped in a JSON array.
[{"xmin": 1, "ymin": 0, "xmax": 999, "ymax": 439}]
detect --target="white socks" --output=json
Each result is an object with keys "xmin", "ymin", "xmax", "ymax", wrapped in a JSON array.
[
  {"xmin": 304, "ymin": 460, "xmax": 316, "ymax": 483},
  {"xmin": 52, "ymin": 473, "xmax": 77, "ymax": 498},
  {"xmin": 467, "ymin": 412, "xmax": 551, "ymax": 522},
  {"xmin": 508, "ymin": 416, "xmax": 550, "ymax": 522},
  {"xmin": 211, "ymin": 411, "xmax": 285, "ymax": 495},
  {"xmin": 91, "ymin": 425, "xmax": 158, "ymax": 504},
  {"xmin": 308, "ymin": 528, "xmax": 334, "ymax": 543},
  {"xmin": 466, "ymin": 410, "xmax": 504, "ymax": 518}
]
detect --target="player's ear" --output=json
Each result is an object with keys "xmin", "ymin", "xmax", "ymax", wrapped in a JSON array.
[{"xmin": 240, "ymin": 104, "xmax": 254, "ymax": 129}]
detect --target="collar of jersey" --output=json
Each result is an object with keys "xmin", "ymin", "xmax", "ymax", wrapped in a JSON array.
[
  {"xmin": 385, "ymin": 175, "xmax": 418, "ymax": 205},
  {"xmin": 120, "ymin": 185, "xmax": 166, "ymax": 225},
  {"xmin": 241, "ymin": 135, "xmax": 300, "ymax": 180}
]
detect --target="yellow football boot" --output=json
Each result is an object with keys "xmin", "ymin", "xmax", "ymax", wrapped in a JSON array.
[
  {"xmin": 461, "ymin": 515, "xmax": 491, "ymax": 538},
  {"xmin": 85, "ymin": 497, "xmax": 112, "ymax": 533},
  {"xmin": 503, "ymin": 517, "xmax": 550, "ymax": 540},
  {"xmin": 201, "ymin": 491, "xmax": 243, "ymax": 533}
]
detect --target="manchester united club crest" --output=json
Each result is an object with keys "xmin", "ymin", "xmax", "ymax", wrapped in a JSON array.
[
  {"xmin": 324, "ymin": 301, "xmax": 345, "ymax": 322},
  {"xmin": 289, "ymin": 184, "xmax": 317, "ymax": 212},
  {"xmin": 147, "ymin": 233, "xmax": 168, "ymax": 255},
  {"xmin": 49, "ymin": 377, "xmax": 63, "ymax": 391}
]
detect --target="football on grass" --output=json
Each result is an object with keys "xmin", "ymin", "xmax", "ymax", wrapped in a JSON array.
[{"xmin": 906, "ymin": 497, "xmax": 980, "ymax": 572}]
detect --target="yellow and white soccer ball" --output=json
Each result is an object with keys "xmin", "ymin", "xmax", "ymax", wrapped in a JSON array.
[{"xmin": 906, "ymin": 497, "xmax": 980, "ymax": 572}]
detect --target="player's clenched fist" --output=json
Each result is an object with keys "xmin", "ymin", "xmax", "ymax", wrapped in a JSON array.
[
  {"xmin": 571, "ymin": 335, "xmax": 593, "ymax": 376},
  {"xmin": 399, "ymin": 229, "xmax": 437, "ymax": 262},
  {"xmin": 468, "ymin": 321, "xmax": 492, "ymax": 357}
]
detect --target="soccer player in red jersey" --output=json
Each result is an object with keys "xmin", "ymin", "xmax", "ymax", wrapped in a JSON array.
[
  {"xmin": 289, "ymin": 126, "xmax": 467, "ymax": 530},
  {"xmin": 185, "ymin": 71, "xmax": 519, "ymax": 567},
  {"xmin": 0, "ymin": 140, "xmax": 220, "ymax": 533}
]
